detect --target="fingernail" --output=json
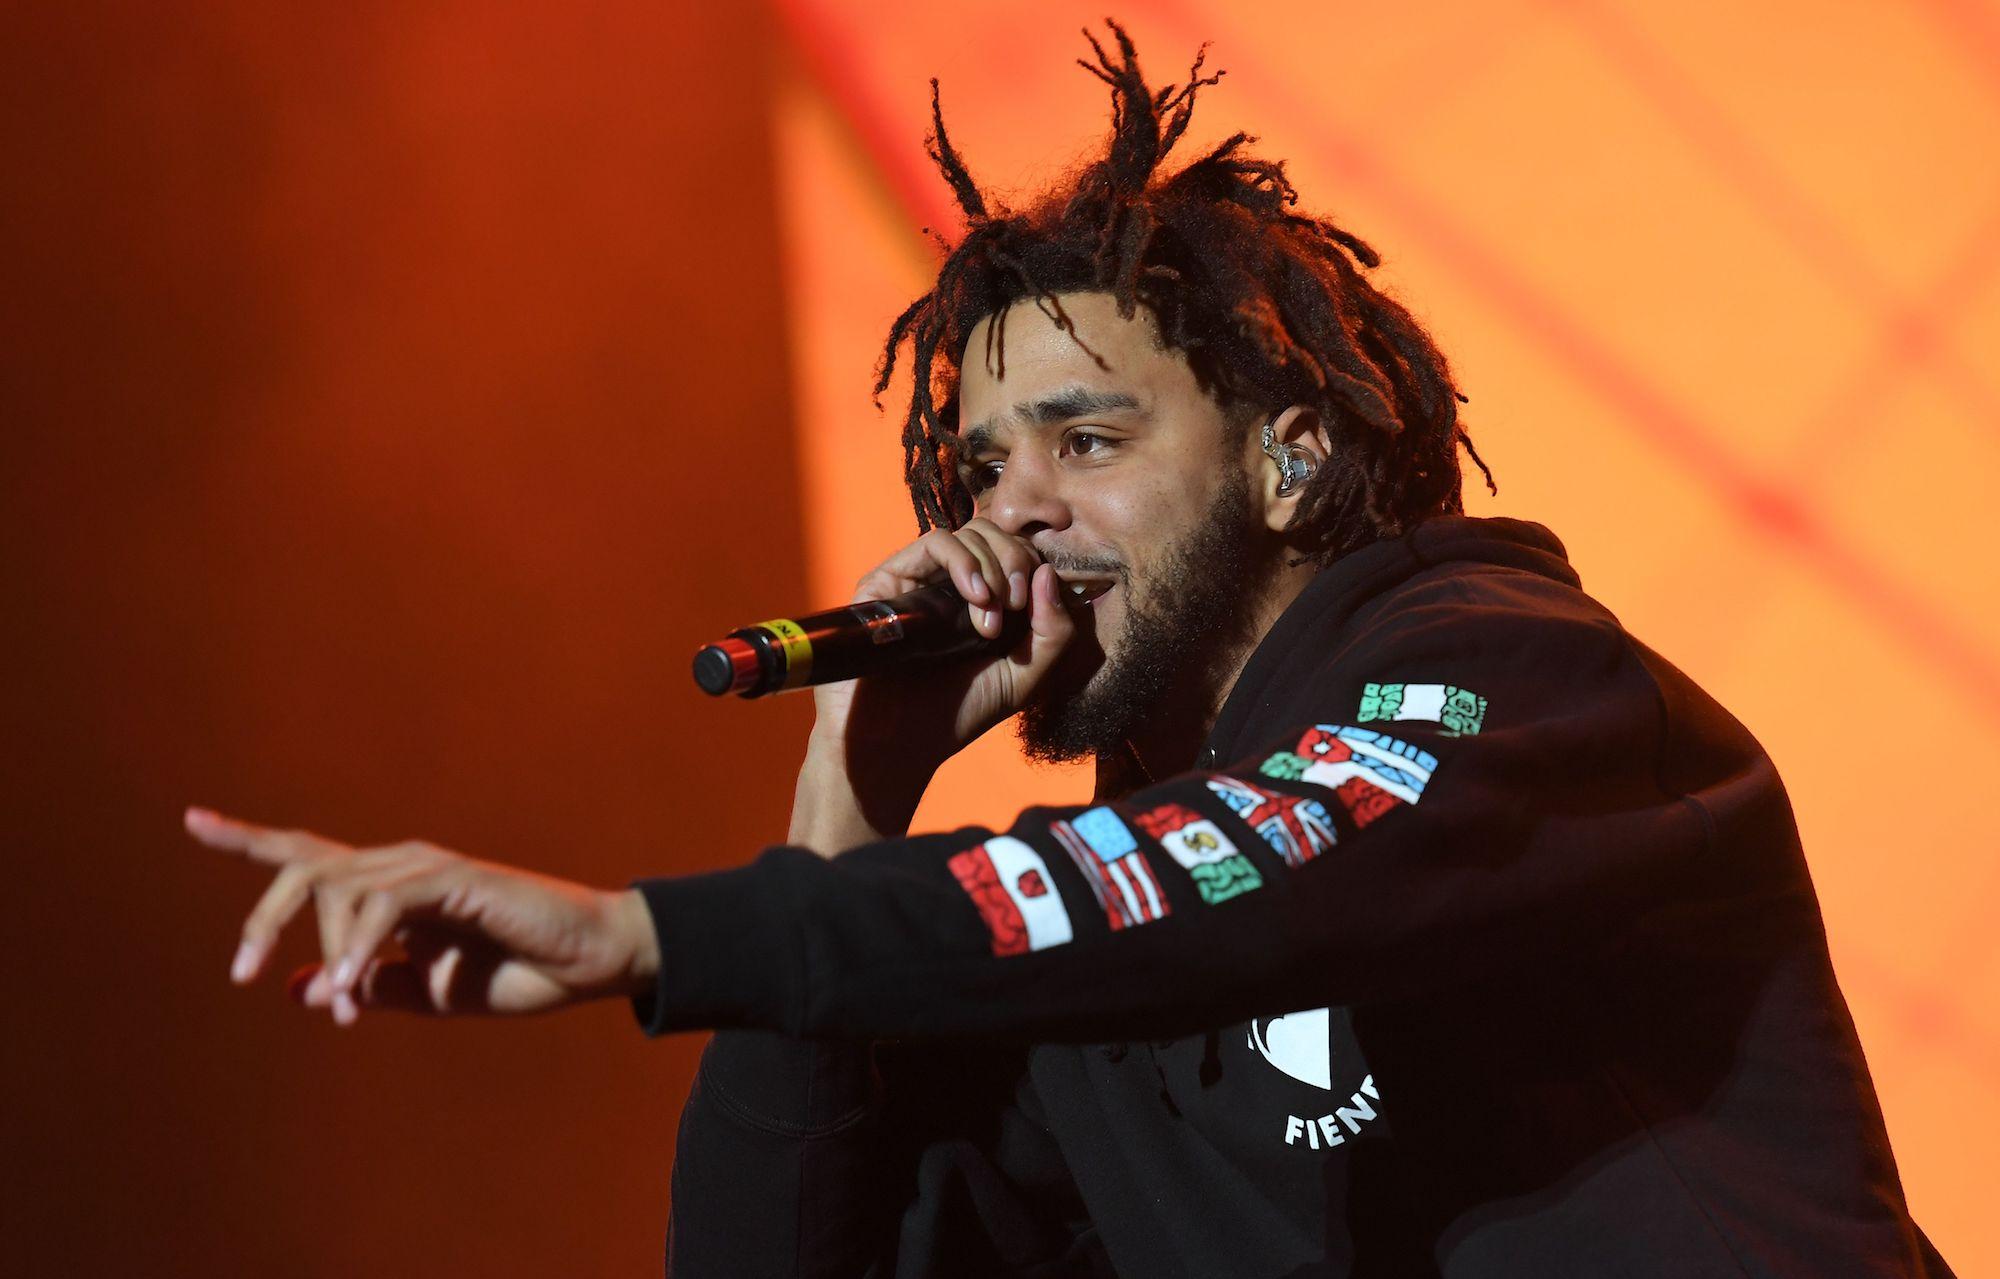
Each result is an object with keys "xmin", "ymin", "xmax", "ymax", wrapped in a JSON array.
[
  {"xmin": 231, "ymin": 941, "xmax": 258, "ymax": 984},
  {"xmin": 186, "ymin": 806, "xmax": 215, "ymax": 828},
  {"xmin": 966, "ymin": 576, "xmax": 989, "ymax": 604},
  {"xmin": 334, "ymin": 992, "xmax": 357, "ymax": 1026},
  {"xmin": 332, "ymin": 956, "xmax": 356, "ymax": 990},
  {"xmin": 977, "ymin": 607, "xmax": 996, "ymax": 633},
  {"xmin": 1008, "ymin": 571, "xmax": 1027, "ymax": 609}
]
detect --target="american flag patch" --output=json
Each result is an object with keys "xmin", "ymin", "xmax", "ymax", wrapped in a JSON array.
[{"xmin": 1051, "ymin": 806, "xmax": 1170, "ymax": 931}]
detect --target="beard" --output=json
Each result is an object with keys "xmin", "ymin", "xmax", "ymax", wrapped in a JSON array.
[{"xmin": 1018, "ymin": 468, "xmax": 1274, "ymax": 764}]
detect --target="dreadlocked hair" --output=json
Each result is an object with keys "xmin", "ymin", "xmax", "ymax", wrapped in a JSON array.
[{"xmin": 874, "ymin": 20, "xmax": 1496, "ymax": 564}]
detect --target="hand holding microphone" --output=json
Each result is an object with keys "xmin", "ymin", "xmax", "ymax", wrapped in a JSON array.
[
  {"xmin": 700, "ymin": 521, "xmax": 1088, "ymax": 856},
  {"xmin": 697, "ymin": 520, "xmax": 1078, "ymax": 692},
  {"xmin": 698, "ymin": 519, "xmax": 1080, "ymax": 761},
  {"xmin": 693, "ymin": 580, "xmax": 1026, "ymax": 699}
]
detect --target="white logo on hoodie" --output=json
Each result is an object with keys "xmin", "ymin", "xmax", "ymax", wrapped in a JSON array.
[{"xmin": 1249, "ymin": 1007, "xmax": 1386, "ymax": 1150}]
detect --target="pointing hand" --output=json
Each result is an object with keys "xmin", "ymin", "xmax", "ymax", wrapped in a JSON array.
[{"xmin": 186, "ymin": 807, "xmax": 659, "ymax": 1023}]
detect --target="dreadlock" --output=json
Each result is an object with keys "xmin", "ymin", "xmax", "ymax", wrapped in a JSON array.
[{"xmin": 875, "ymin": 20, "xmax": 1497, "ymax": 564}]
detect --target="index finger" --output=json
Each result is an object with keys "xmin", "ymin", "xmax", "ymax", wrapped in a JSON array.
[
  {"xmin": 958, "ymin": 520, "xmax": 1043, "ymax": 606},
  {"xmin": 959, "ymin": 518, "xmax": 1043, "ymax": 565},
  {"xmin": 864, "ymin": 530, "xmax": 990, "ymax": 606},
  {"xmin": 183, "ymin": 807, "xmax": 324, "ymax": 865}
]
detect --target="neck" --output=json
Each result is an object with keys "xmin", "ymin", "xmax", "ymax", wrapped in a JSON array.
[{"xmin": 1092, "ymin": 555, "xmax": 1316, "ymax": 798}]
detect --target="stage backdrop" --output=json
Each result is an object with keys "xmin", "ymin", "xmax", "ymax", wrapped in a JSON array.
[
  {"xmin": 4, "ymin": 1, "xmax": 1994, "ymax": 1274},
  {"xmin": 1, "ymin": 3, "xmax": 807, "ymax": 1274},
  {"xmin": 768, "ymin": 0, "xmax": 1998, "ymax": 1273}
]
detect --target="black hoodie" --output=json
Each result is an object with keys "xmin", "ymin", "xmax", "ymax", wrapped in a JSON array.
[{"xmin": 634, "ymin": 516, "xmax": 1951, "ymax": 1278}]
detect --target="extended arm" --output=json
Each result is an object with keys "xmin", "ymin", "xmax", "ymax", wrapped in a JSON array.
[
  {"xmin": 189, "ymin": 588, "xmax": 1707, "ymax": 1040},
  {"xmin": 632, "ymin": 597, "xmax": 1710, "ymax": 1044}
]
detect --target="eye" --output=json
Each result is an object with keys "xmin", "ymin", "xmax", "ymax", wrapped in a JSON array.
[
  {"xmin": 962, "ymin": 458, "xmax": 1004, "ymax": 493},
  {"xmin": 1064, "ymin": 429, "xmax": 1116, "ymax": 458}
]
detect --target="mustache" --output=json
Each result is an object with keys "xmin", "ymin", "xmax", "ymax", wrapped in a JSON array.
[{"xmin": 1037, "ymin": 550, "xmax": 1126, "ymax": 581}]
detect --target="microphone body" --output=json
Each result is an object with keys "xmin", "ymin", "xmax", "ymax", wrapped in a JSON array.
[{"xmin": 692, "ymin": 584, "xmax": 1017, "ymax": 698}]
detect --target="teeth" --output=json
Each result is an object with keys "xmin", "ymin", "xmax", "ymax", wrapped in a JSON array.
[{"xmin": 1062, "ymin": 578, "xmax": 1112, "ymax": 602}]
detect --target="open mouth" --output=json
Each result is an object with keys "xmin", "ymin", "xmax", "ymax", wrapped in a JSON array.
[{"xmin": 1058, "ymin": 576, "xmax": 1117, "ymax": 606}]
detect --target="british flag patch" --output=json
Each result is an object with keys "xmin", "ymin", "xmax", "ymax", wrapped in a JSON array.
[{"xmin": 1206, "ymin": 774, "xmax": 1339, "ymax": 868}]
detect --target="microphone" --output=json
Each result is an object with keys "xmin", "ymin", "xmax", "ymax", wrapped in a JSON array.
[{"xmin": 692, "ymin": 583, "xmax": 1024, "ymax": 698}]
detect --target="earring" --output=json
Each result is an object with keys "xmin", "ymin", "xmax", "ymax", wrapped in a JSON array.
[{"xmin": 1261, "ymin": 415, "xmax": 1318, "ymax": 496}]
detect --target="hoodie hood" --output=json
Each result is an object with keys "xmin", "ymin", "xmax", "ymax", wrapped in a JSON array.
[{"xmin": 1205, "ymin": 516, "xmax": 1581, "ymax": 767}]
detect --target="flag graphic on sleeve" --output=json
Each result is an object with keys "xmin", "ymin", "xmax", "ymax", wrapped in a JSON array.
[
  {"xmin": 1051, "ymin": 807, "xmax": 1170, "ymax": 930},
  {"xmin": 1134, "ymin": 801, "xmax": 1263, "ymax": 904},
  {"xmin": 1358, "ymin": 682, "xmax": 1487, "ymax": 736},
  {"xmin": 1294, "ymin": 725, "xmax": 1436, "ymax": 803},
  {"xmin": 1206, "ymin": 775, "xmax": 1339, "ymax": 868},
  {"xmin": 1282, "ymin": 725, "xmax": 1438, "ymax": 830},
  {"xmin": 947, "ymin": 836, "xmax": 1074, "ymax": 957}
]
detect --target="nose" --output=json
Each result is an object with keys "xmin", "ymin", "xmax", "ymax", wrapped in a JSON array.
[{"xmin": 983, "ymin": 448, "xmax": 1072, "ymax": 539}]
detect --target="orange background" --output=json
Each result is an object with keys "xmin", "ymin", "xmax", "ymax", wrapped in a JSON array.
[
  {"xmin": 2, "ymin": 4, "xmax": 806, "ymax": 1274},
  {"xmin": 3, "ymin": 1, "xmax": 1993, "ymax": 1273},
  {"xmin": 774, "ymin": 1, "xmax": 1997, "ymax": 1273}
]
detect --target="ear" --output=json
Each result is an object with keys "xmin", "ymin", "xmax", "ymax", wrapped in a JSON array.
[{"xmin": 1253, "ymin": 405, "xmax": 1330, "ymax": 534}]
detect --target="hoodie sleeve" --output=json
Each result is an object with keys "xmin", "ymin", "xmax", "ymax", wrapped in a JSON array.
[{"xmin": 633, "ymin": 581, "xmax": 1717, "ymax": 1043}]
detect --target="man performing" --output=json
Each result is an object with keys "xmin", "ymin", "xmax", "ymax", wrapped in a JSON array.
[{"xmin": 187, "ymin": 24, "xmax": 1951, "ymax": 1278}]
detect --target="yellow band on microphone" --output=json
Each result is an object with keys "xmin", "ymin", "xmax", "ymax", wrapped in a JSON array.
[{"xmin": 754, "ymin": 617, "xmax": 814, "ymax": 688}]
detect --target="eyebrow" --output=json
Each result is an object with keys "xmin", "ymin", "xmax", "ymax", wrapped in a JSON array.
[{"xmin": 960, "ymin": 385, "xmax": 1143, "ymax": 455}]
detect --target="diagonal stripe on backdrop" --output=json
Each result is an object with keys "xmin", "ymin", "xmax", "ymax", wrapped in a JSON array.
[
  {"xmin": 1916, "ymin": 0, "xmax": 2000, "ymax": 110},
  {"xmin": 776, "ymin": 0, "xmax": 2000, "ymax": 724},
  {"xmin": 1788, "ymin": 203, "xmax": 2000, "ymax": 485},
  {"xmin": 1552, "ymin": 0, "xmax": 2000, "ymax": 448}
]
